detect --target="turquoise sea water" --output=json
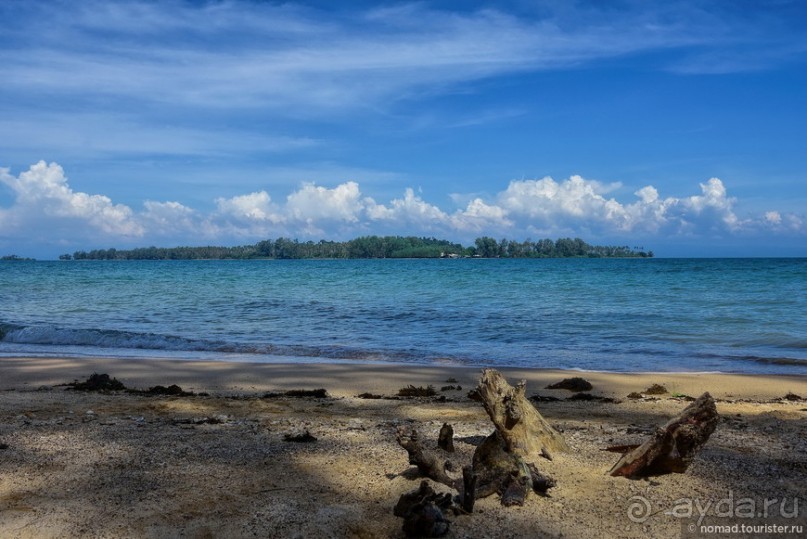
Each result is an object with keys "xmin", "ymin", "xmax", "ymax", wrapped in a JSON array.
[{"xmin": 1, "ymin": 258, "xmax": 805, "ymax": 373}]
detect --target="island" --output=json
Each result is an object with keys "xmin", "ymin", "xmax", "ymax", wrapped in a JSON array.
[{"xmin": 59, "ymin": 236, "xmax": 653, "ymax": 260}]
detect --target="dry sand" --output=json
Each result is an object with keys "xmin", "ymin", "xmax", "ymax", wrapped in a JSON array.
[{"xmin": 1, "ymin": 357, "xmax": 805, "ymax": 538}]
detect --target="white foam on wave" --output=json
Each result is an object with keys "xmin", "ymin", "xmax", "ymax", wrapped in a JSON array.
[{"xmin": 2, "ymin": 324, "xmax": 211, "ymax": 351}]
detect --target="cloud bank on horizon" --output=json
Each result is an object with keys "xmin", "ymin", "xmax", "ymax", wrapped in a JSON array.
[
  {"xmin": 1, "ymin": 161, "xmax": 802, "ymax": 256},
  {"xmin": 1, "ymin": 0, "xmax": 806, "ymax": 257}
]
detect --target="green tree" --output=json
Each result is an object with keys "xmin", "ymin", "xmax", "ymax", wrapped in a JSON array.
[{"xmin": 474, "ymin": 236, "xmax": 500, "ymax": 258}]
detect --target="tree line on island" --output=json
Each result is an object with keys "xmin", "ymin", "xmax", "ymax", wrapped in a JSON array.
[{"xmin": 59, "ymin": 236, "xmax": 653, "ymax": 260}]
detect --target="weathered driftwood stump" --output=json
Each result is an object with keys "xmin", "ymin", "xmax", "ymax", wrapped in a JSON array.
[
  {"xmin": 470, "ymin": 369, "xmax": 569, "ymax": 459},
  {"xmin": 394, "ymin": 369, "xmax": 565, "ymax": 513},
  {"xmin": 468, "ymin": 369, "xmax": 565, "ymax": 505},
  {"xmin": 470, "ymin": 429, "xmax": 558, "ymax": 506},
  {"xmin": 609, "ymin": 392, "xmax": 718, "ymax": 478}
]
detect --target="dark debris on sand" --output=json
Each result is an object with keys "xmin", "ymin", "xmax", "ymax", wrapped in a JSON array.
[
  {"xmin": 263, "ymin": 389, "xmax": 329, "ymax": 399},
  {"xmin": 545, "ymin": 377, "xmax": 593, "ymax": 392},
  {"xmin": 357, "ymin": 392, "xmax": 384, "ymax": 399},
  {"xmin": 529, "ymin": 394, "xmax": 561, "ymax": 403},
  {"xmin": 137, "ymin": 384, "xmax": 196, "ymax": 397},
  {"xmin": 566, "ymin": 393, "xmax": 620, "ymax": 403},
  {"xmin": 643, "ymin": 383, "xmax": 669, "ymax": 395},
  {"xmin": 66, "ymin": 373, "xmax": 126, "ymax": 392},
  {"xmin": 65, "ymin": 374, "xmax": 199, "ymax": 397},
  {"xmin": 398, "ymin": 385, "xmax": 437, "ymax": 397},
  {"xmin": 284, "ymin": 430, "xmax": 317, "ymax": 443}
]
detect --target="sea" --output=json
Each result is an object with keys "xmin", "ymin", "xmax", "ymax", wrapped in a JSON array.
[{"xmin": 1, "ymin": 258, "xmax": 805, "ymax": 374}]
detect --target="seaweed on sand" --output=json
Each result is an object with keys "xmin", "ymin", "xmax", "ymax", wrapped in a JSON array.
[
  {"xmin": 140, "ymin": 384, "xmax": 195, "ymax": 397},
  {"xmin": 398, "ymin": 385, "xmax": 437, "ymax": 397},
  {"xmin": 284, "ymin": 430, "xmax": 317, "ymax": 443},
  {"xmin": 66, "ymin": 373, "xmax": 126, "ymax": 392},
  {"xmin": 263, "ymin": 389, "xmax": 329, "ymax": 399},
  {"xmin": 643, "ymin": 383, "xmax": 669, "ymax": 395},
  {"xmin": 545, "ymin": 377, "xmax": 593, "ymax": 392}
]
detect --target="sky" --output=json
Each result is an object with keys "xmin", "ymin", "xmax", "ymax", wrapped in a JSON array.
[{"xmin": 1, "ymin": 0, "xmax": 806, "ymax": 258}]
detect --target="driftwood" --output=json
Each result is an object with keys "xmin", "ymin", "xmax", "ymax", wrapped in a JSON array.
[
  {"xmin": 471, "ymin": 431, "xmax": 556, "ymax": 506},
  {"xmin": 609, "ymin": 392, "xmax": 719, "ymax": 478},
  {"xmin": 470, "ymin": 369, "xmax": 568, "ymax": 459},
  {"xmin": 461, "ymin": 466, "xmax": 477, "ymax": 513},
  {"xmin": 396, "ymin": 427, "xmax": 459, "ymax": 489},
  {"xmin": 394, "ymin": 481, "xmax": 452, "ymax": 538},
  {"xmin": 437, "ymin": 423, "xmax": 455, "ymax": 452},
  {"xmin": 467, "ymin": 369, "xmax": 563, "ymax": 505},
  {"xmin": 392, "ymin": 369, "xmax": 720, "ymax": 536},
  {"xmin": 394, "ymin": 369, "xmax": 564, "ymax": 515}
]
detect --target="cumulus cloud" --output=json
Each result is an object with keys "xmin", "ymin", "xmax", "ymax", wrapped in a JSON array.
[
  {"xmin": 494, "ymin": 176, "xmax": 624, "ymax": 222},
  {"xmin": 286, "ymin": 182, "xmax": 364, "ymax": 224},
  {"xmin": 215, "ymin": 191, "xmax": 283, "ymax": 224},
  {"xmin": 678, "ymin": 177, "xmax": 740, "ymax": 230},
  {"xmin": 765, "ymin": 211, "xmax": 782, "ymax": 225},
  {"xmin": 0, "ymin": 161, "xmax": 142, "ymax": 238},
  {"xmin": 762, "ymin": 210, "xmax": 803, "ymax": 233},
  {"xmin": 452, "ymin": 198, "xmax": 513, "ymax": 232},
  {"xmin": 141, "ymin": 200, "xmax": 202, "ymax": 237},
  {"xmin": 366, "ymin": 188, "xmax": 449, "ymax": 226},
  {"xmin": 438, "ymin": 175, "xmax": 747, "ymax": 238},
  {"xmin": 0, "ymin": 161, "xmax": 803, "ymax": 256}
]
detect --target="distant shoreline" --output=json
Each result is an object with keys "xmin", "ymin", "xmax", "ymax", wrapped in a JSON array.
[{"xmin": 57, "ymin": 235, "xmax": 653, "ymax": 260}]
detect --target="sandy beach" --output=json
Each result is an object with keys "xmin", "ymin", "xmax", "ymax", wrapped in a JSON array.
[{"xmin": 1, "ymin": 357, "xmax": 805, "ymax": 538}]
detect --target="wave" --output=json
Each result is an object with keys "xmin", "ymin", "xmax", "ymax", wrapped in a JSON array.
[
  {"xmin": 0, "ymin": 321, "xmax": 444, "ymax": 364},
  {"xmin": 1, "ymin": 323, "xmax": 216, "ymax": 351},
  {"xmin": 2, "ymin": 320, "xmax": 805, "ymax": 372},
  {"xmin": 693, "ymin": 352, "xmax": 807, "ymax": 368}
]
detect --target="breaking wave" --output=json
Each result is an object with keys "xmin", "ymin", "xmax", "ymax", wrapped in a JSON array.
[
  {"xmin": 2, "ymin": 319, "xmax": 805, "ymax": 371},
  {"xmin": 0, "ymin": 321, "xmax": 438, "ymax": 364}
]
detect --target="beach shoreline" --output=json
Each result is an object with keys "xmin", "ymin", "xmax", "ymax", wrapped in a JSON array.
[
  {"xmin": 1, "ymin": 356, "xmax": 803, "ymax": 399},
  {"xmin": 1, "ymin": 357, "xmax": 805, "ymax": 538}
]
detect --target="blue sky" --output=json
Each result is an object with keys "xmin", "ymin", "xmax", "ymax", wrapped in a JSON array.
[{"xmin": 1, "ymin": 0, "xmax": 805, "ymax": 258}]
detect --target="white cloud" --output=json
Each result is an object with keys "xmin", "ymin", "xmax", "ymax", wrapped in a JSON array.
[
  {"xmin": 677, "ymin": 177, "xmax": 741, "ymax": 230},
  {"xmin": 619, "ymin": 178, "xmax": 741, "ymax": 235},
  {"xmin": 0, "ymin": 161, "xmax": 804, "ymax": 256},
  {"xmin": 451, "ymin": 198, "xmax": 513, "ymax": 232},
  {"xmin": 211, "ymin": 182, "xmax": 367, "ymax": 237},
  {"xmin": 215, "ymin": 191, "xmax": 283, "ymax": 224},
  {"xmin": 0, "ymin": 161, "xmax": 142, "ymax": 238},
  {"xmin": 784, "ymin": 214, "xmax": 804, "ymax": 231},
  {"xmin": 366, "ymin": 188, "xmax": 449, "ymax": 227},
  {"xmin": 141, "ymin": 200, "xmax": 202, "ymax": 237},
  {"xmin": 471, "ymin": 175, "xmax": 747, "ymax": 238},
  {"xmin": 762, "ymin": 210, "xmax": 803, "ymax": 233},
  {"xmin": 496, "ymin": 175, "xmax": 624, "ymax": 222},
  {"xmin": 623, "ymin": 186, "xmax": 671, "ymax": 233},
  {"xmin": 286, "ymin": 182, "xmax": 364, "ymax": 223}
]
